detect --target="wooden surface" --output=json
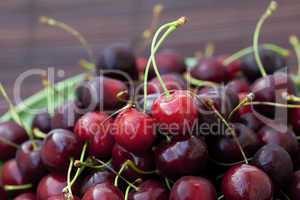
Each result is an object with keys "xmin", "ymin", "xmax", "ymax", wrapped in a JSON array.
[{"xmin": 0, "ymin": 0, "xmax": 300, "ymax": 114}]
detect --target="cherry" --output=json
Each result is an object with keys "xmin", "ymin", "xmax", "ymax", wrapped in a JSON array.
[
  {"xmin": 289, "ymin": 107, "xmax": 300, "ymax": 133},
  {"xmin": 41, "ymin": 129, "xmax": 82, "ymax": 171},
  {"xmin": 1, "ymin": 159, "xmax": 29, "ymax": 186},
  {"xmin": 155, "ymin": 136, "xmax": 208, "ymax": 178},
  {"xmin": 32, "ymin": 110, "xmax": 52, "ymax": 133},
  {"xmin": 0, "ymin": 121, "xmax": 28, "ymax": 160},
  {"xmin": 36, "ymin": 173, "xmax": 68, "ymax": 200},
  {"xmin": 0, "ymin": 185, "xmax": 8, "ymax": 200},
  {"xmin": 169, "ymin": 176, "xmax": 216, "ymax": 200},
  {"xmin": 137, "ymin": 93, "xmax": 160, "ymax": 114},
  {"xmin": 80, "ymin": 170, "xmax": 115, "ymax": 195},
  {"xmin": 82, "ymin": 182, "xmax": 124, "ymax": 200},
  {"xmin": 113, "ymin": 107, "xmax": 156, "ymax": 153},
  {"xmin": 257, "ymin": 125, "xmax": 298, "ymax": 157},
  {"xmin": 241, "ymin": 47, "xmax": 287, "ymax": 82},
  {"xmin": 226, "ymin": 79, "xmax": 250, "ymax": 94},
  {"xmin": 136, "ymin": 56, "xmax": 148, "ymax": 75},
  {"xmin": 208, "ymin": 123, "xmax": 261, "ymax": 163},
  {"xmin": 252, "ymin": 144, "xmax": 293, "ymax": 187},
  {"xmin": 129, "ymin": 180, "xmax": 169, "ymax": 200},
  {"xmin": 222, "ymin": 164, "xmax": 273, "ymax": 200},
  {"xmin": 236, "ymin": 111, "xmax": 263, "ymax": 131},
  {"xmin": 190, "ymin": 57, "xmax": 229, "ymax": 83},
  {"xmin": 112, "ymin": 143, "xmax": 155, "ymax": 181},
  {"xmin": 14, "ymin": 193, "xmax": 36, "ymax": 200},
  {"xmin": 290, "ymin": 170, "xmax": 300, "ymax": 200},
  {"xmin": 96, "ymin": 44, "xmax": 139, "ymax": 80},
  {"xmin": 15, "ymin": 140, "xmax": 46, "ymax": 182},
  {"xmin": 152, "ymin": 90, "xmax": 199, "ymax": 135},
  {"xmin": 75, "ymin": 76, "xmax": 128, "ymax": 111},
  {"xmin": 51, "ymin": 101, "xmax": 82, "ymax": 131},
  {"xmin": 147, "ymin": 73, "xmax": 187, "ymax": 94},
  {"xmin": 217, "ymin": 55, "xmax": 242, "ymax": 80},
  {"xmin": 47, "ymin": 194, "xmax": 80, "ymax": 200}
]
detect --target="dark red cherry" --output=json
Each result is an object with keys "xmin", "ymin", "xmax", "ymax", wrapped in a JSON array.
[
  {"xmin": 113, "ymin": 108, "xmax": 155, "ymax": 153},
  {"xmin": 289, "ymin": 107, "xmax": 300, "ymax": 134},
  {"xmin": 0, "ymin": 121, "xmax": 28, "ymax": 160},
  {"xmin": 226, "ymin": 79, "xmax": 250, "ymax": 94},
  {"xmin": 241, "ymin": 47, "xmax": 287, "ymax": 82},
  {"xmin": 0, "ymin": 185, "xmax": 8, "ymax": 200},
  {"xmin": 155, "ymin": 136, "xmax": 208, "ymax": 178},
  {"xmin": 14, "ymin": 192, "xmax": 36, "ymax": 200},
  {"xmin": 208, "ymin": 123, "xmax": 261, "ymax": 163},
  {"xmin": 222, "ymin": 164, "xmax": 273, "ymax": 200},
  {"xmin": 290, "ymin": 170, "xmax": 300, "ymax": 200},
  {"xmin": 152, "ymin": 90, "xmax": 199, "ymax": 135},
  {"xmin": 75, "ymin": 76, "xmax": 127, "ymax": 111},
  {"xmin": 41, "ymin": 129, "xmax": 82, "ymax": 171},
  {"xmin": 147, "ymin": 73, "xmax": 187, "ymax": 94},
  {"xmin": 36, "ymin": 173, "xmax": 68, "ymax": 200},
  {"xmin": 1, "ymin": 159, "xmax": 28, "ymax": 186},
  {"xmin": 47, "ymin": 194, "xmax": 80, "ymax": 200},
  {"xmin": 257, "ymin": 125, "xmax": 298, "ymax": 157},
  {"xmin": 170, "ymin": 176, "xmax": 216, "ymax": 200},
  {"xmin": 252, "ymin": 144, "xmax": 293, "ymax": 187},
  {"xmin": 51, "ymin": 101, "xmax": 82, "ymax": 131},
  {"xmin": 32, "ymin": 110, "xmax": 52, "ymax": 133},
  {"xmin": 112, "ymin": 143, "xmax": 155, "ymax": 181},
  {"xmin": 236, "ymin": 111, "xmax": 263, "ymax": 131},
  {"xmin": 129, "ymin": 180, "xmax": 169, "ymax": 200},
  {"xmin": 80, "ymin": 170, "xmax": 115, "ymax": 195},
  {"xmin": 82, "ymin": 182, "xmax": 124, "ymax": 200},
  {"xmin": 217, "ymin": 55, "xmax": 242, "ymax": 80},
  {"xmin": 15, "ymin": 140, "xmax": 46, "ymax": 182},
  {"xmin": 96, "ymin": 43, "xmax": 138, "ymax": 80},
  {"xmin": 190, "ymin": 57, "xmax": 229, "ymax": 83},
  {"xmin": 136, "ymin": 56, "xmax": 148, "ymax": 75}
]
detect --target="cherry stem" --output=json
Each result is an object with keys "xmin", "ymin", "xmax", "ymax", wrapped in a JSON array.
[
  {"xmin": 102, "ymin": 104, "xmax": 132, "ymax": 124},
  {"xmin": 206, "ymin": 100, "xmax": 248, "ymax": 164},
  {"xmin": 74, "ymin": 158, "xmax": 112, "ymax": 169},
  {"xmin": 65, "ymin": 158, "xmax": 74, "ymax": 199},
  {"xmin": 204, "ymin": 42, "xmax": 215, "ymax": 58},
  {"xmin": 244, "ymin": 101, "xmax": 300, "ymax": 108},
  {"xmin": 289, "ymin": 35, "xmax": 300, "ymax": 77},
  {"xmin": 4, "ymin": 184, "xmax": 32, "ymax": 191},
  {"xmin": 282, "ymin": 92, "xmax": 300, "ymax": 102},
  {"xmin": 33, "ymin": 128, "xmax": 47, "ymax": 139},
  {"xmin": 209, "ymin": 156, "xmax": 253, "ymax": 167},
  {"xmin": 218, "ymin": 195, "xmax": 225, "ymax": 200},
  {"xmin": 124, "ymin": 179, "xmax": 142, "ymax": 200},
  {"xmin": 227, "ymin": 93, "xmax": 255, "ymax": 121},
  {"xmin": 164, "ymin": 178, "xmax": 173, "ymax": 191},
  {"xmin": 0, "ymin": 136, "xmax": 19, "ymax": 149},
  {"xmin": 143, "ymin": 17, "xmax": 188, "ymax": 112},
  {"xmin": 184, "ymin": 73, "xmax": 219, "ymax": 87},
  {"xmin": 39, "ymin": 16, "xmax": 95, "ymax": 65},
  {"xmin": 223, "ymin": 43, "xmax": 289, "ymax": 66},
  {"xmin": 280, "ymin": 190, "xmax": 291, "ymax": 200},
  {"xmin": 0, "ymin": 83, "xmax": 37, "ymax": 150},
  {"xmin": 253, "ymin": 1, "xmax": 278, "ymax": 77}
]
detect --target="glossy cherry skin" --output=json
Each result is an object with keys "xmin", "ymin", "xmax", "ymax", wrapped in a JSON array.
[
  {"xmin": 217, "ymin": 55, "xmax": 242, "ymax": 80},
  {"xmin": 41, "ymin": 129, "xmax": 82, "ymax": 171},
  {"xmin": 80, "ymin": 170, "xmax": 115, "ymax": 195},
  {"xmin": 290, "ymin": 170, "xmax": 300, "ymax": 200},
  {"xmin": 75, "ymin": 76, "xmax": 128, "ymax": 111},
  {"xmin": 190, "ymin": 57, "xmax": 229, "ymax": 83},
  {"xmin": 252, "ymin": 144, "xmax": 293, "ymax": 187},
  {"xmin": 137, "ymin": 93, "xmax": 160, "ymax": 114},
  {"xmin": 113, "ymin": 108, "xmax": 156, "ymax": 153},
  {"xmin": 112, "ymin": 143, "xmax": 155, "ymax": 181},
  {"xmin": 170, "ymin": 176, "xmax": 216, "ymax": 200},
  {"xmin": 241, "ymin": 47, "xmax": 287, "ymax": 82},
  {"xmin": 208, "ymin": 123, "xmax": 261, "ymax": 163},
  {"xmin": 1, "ymin": 159, "xmax": 28, "ymax": 186},
  {"xmin": 236, "ymin": 111, "xmax": 263, "ymax": 132},
  {"xmin": 96, "ymin": 44, "xmax": 138, "ymax": 80},
  {"xmin": 15, "ymin": 140, "xmax": 46, "ymax": 182},
  {"xmin": 82, "ymin": 182, "xmax": 124, "ymax": 200},
  {"xmin": 32, "ymin": 111, "xmax": 52, "ymax": 133},
  {"xmin": 155, "ymin": 136, "xmax": 208, "ymax": 178},
  {"xmin": 0, "ymin": 121, "xmax": 28, "ymax": 160},
  {"xmin": 129, "ymin": 180, "xmax": 169, "ymax": 200},
  {"xmin": 36, "ymin": 173, "xmax": 68, "ymax": 200},
  {"xmin": 226, "ymin": 79, "xmax": 250, "ymax": 94},
  {"xmin": 14, "ymin": 193, "xmax": 36, "ymax": 200},
  {"xmin": 152, "ymin": 90, "xmax": 199, "ymax": 135},
  {"xmin": 47, "ymin": 194, "xmax": 80, "ymax": 200},
  {"xmin": 222, "ymin": 164, "xmax": 273, "ymax": 200},
  {"xmin": 147, "ymin": 73, "xmax": 187, "ymax": 94},
  {"xmin": 257, "ymin": 125, "xmax": 298, "ymax": 157},
  {"xmin": 51, "ymin": 101, "xmax": 82, "ymax": 131}
]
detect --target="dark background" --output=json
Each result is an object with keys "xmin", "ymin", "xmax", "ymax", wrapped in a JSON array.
[{"xmin": 0, "ymin": 0, "xmax": 300, "ymax": 113}]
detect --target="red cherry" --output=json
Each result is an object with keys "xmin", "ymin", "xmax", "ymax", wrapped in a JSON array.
[
  {"xmin": 36, "ymin": 173, "xmax": 68, "ymax": 200},
  {"xmin": 47, "ymin": 194, "xmax": 80, "ymax": 200},
  {"xmin": 152, "ymin": 90, "xmax": 198, "ymax": 135},
  {"xmin": 217, "ymin": 55, "xmax": 242, "ymax": 80},
  {"xmin": 222, "ymin": 164, "xmax": 273, "ymax": 200},
  {"xmin": 129, "ymin": 180, "xmax": 169, "ymax": 200},
  {"xmin": 290, "ymin": 170, "xmax": 300, "ymax": 199},
  {"xmin": 289, "ymin": 107, "xmax": 300, "ymax": 134},
  {"xmin": 227, "ymin": 79, "xmax": 250, "ymax": 94},
  {"xmin": 82, "ymin": 182, "xmax": 124, "ymax": 200},
  {"xmin": 32, "ymin": 111, "xmax": 52, "ymax": 133},
  {"xmin": 1, "ymin": 159, "xmax": 28, "ymax": 186},
  {"xmin": 147, "ymin": 73, "xmax": 186, "ymax": 94},
  {"xmin": 14, "ymin": 192, "xmax": 36, "ymax": 200},
  {"xmin": 113, "ymin": 108, "xmax": 156, "ymax": 153},
  {"xmin": 0, "ymin": 121, "xmax": 28, "ymax": 160},
  {"xmin": 170, "ymin": 176, "xmax": 216, "ymax": 200},
  {"xmin": 136, "ymin": 57, "xmax": 148, "ymax": 75}
]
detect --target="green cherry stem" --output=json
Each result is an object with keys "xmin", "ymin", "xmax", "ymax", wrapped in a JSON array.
[
  {"xmin": 184, "ymin": 73, "xmax": 219, "ymax": 87},
  {"xmin": 223, "ymin": 43, "xmax": 289, "ymax": 66},
  {"xmin": 164, "ymin": 178, "xmax": 173, "ymax": 191},
  {"xmin": 289, "ymin": 35, "xmax": 300, "ymax": 78},
  {"xmin": 282, "ymin": 92, "xmax": 300, "ymax": 102},
  {"xmin": 4, "ymin": 184, "xmax": 33, "ymax": 191},
  {"xmin": 217, "ymin": 195, "xmax": 225, "ymax": 200},
  {"xmin": 65, "ymin": 158, "xmax": 74, "ymax": 198},
  {"xmin": 244, "ymin": 101, "xmax": 300, "ymax": 108},
  {"xmin": 227, "ymin": 93, "xmax": 255, "ymax": 121},
  {"xmin": 124, "ymin": 179, "xmax": 142, "ymax": 200},
  {"xmin": 209, "ymin": 156, "xmax": 253, "ymax": 167},
  {"xmin": 74, "ymin": 158, "xmax": 112, "ymax": 169},
  {"xmin": 33, "ymin": 128, "xmax": 47, "ymax": 139},
  {"xmin": 253, "ymin": 1, "xmax": 278, "ymax": 77}
]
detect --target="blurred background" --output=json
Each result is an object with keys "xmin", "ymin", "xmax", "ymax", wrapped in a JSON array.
[{"xmin": 0, "ymin": 0, "xmax": 300, "ymax": 113}]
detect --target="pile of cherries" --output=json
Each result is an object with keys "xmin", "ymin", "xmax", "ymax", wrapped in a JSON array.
[{"xmin": 2, "ymin": 2, "xmax": 300, "ymax": 200}]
